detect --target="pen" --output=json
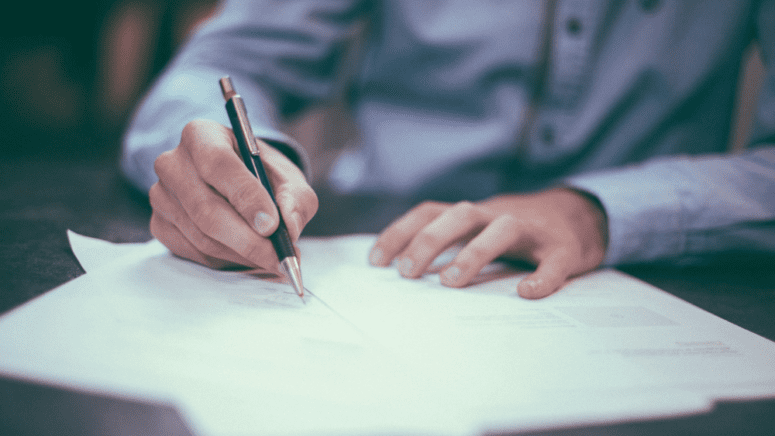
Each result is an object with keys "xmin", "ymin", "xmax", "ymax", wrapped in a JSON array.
[{"xmin": 219, "ymin": 76, "xmax": 304, "ymax": 299}]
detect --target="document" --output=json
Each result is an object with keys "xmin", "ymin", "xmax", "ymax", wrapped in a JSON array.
[{"xmin": 1, "ymin": 233, "xmax": 774, "ymax": 436}]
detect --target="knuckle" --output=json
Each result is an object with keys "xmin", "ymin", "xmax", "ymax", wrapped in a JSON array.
[
  {"xmin": 197, "ymin": 149, "xmax": 229, "ymax": 181},
  {"xmin": 180, "ymin": 119, "xmax": 209, "ymax": 143},
  {"xmin": 451, "ymin": 253, "xmax": 475, "ymax": 273},
  {"xmin": 461, "ymin": 244, "xmax": 489, "ymax": 267},
  {"xmin": 148, "ymin": 183, "xmax": 163, "ymax": 209},
  {"xmin": 153, "ymin": 151, "xmax": 175, "ymax": 179},
  {"xmin": 416, "ymin": 200, "xmax": 445, "ymax": 217},
  {"xmin": 496, "ymin": 214, "xmax": 520, "ymax": 229},
  {"xmin": 451, "ymin": 201, "xmax": 478, "ymax": 222},
  {"xmin": 231, "ymin": 179, "xmax": 262, "ymax": 210},
  {"xmin": 378, "ymin": 224, "xmax": 406, "ymax": 245},
  {"xmin": 299, "ymin": 186, "xmax": 319, "ymax": 217},
  {"xmin": 413, "ymin": 229, "xmax": 443, "ymax": 251},
  {"xmin": 274, "ymin": 188, "xmax": 295, "ymax": 209},
  {"xmin": 493, "ymin": 214, "xmax": 523, "ymax": 237},
  {"xmin": 188, "ymin": 202, "xmax": 220, "ymax": 236},
  {"xmin": 148, "ymin": 185, "xmax": 174, "ymax": 221}
]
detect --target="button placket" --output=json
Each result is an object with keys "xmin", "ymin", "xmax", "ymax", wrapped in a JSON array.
[
  {"xmin": 547, "ymin": 0, "xmax": 605, "ymax": 109},
  {"xmin": 522, "ymin": 0, "xmax": 607, "ymax": 162}
]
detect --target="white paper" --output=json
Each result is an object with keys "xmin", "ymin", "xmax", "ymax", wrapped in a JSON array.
[
  {"xmin": 300, "ymin": 236, "xmax": 775, "ymax": 429},
  {"xmin": 1, "ymin": 233, "xmax": 774, "ymax": 436},
  {"xmin": 67, "ymin": 229, "xmax": 155, "ymax": 272}
]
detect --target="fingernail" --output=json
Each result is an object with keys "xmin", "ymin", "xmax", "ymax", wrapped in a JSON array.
[
  {"xmin": 399, "ymin": 257, "xmax": 414, "ymax": 276},
  {"xmin": 369, "ymin": 247, "xmax": 384, "ymax": 266},
  {"xmin": 520, "ymin": 279, "xmax": 537, "ymax": 292},
  {"xmin": 519, "ymin": 278, "xmax": 543, "ymax": 296},
  {"xmin": 254, "ymin": 212, "xmax": 273, "ymax": 234},
  {"xmin": 442, "ymin": 266, "xmax": 461, "ymax": 285}
]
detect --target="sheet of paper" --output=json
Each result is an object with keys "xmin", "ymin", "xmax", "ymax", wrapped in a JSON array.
[
  {"xmin": 1, "ymin": 233, "xmax": 774, "ymax": 436},
  {"xmin": 67, "ymin": 229, "xmax": 154, "ymax": 272},
  {"xmin": 301, "ymin": 236, "xmax": 775, "ymax": 429},
  {"xmin": 2, "ymin": 235, "xmax": 465, "ymax": 436}
]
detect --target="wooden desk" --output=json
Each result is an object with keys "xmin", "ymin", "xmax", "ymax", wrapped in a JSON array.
[{"xmin": 1, "ymin": 158, "xmax": 774, "ymax": 435}]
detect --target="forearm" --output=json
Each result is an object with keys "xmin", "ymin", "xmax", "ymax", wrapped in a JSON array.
[
  {"xmin": 121, "ymin": 67, "xmax": 305, "ymax": 193},
  {"xmin": 566, "ymin": 146, "xmax": 775, "ymax": 265},
  {"xmin": 121, "ymin": 0, "xmax": 366, "ymax": 192}
]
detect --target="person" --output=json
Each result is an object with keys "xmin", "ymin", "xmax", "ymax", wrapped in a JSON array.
[{"xmin": 121, "ymin": 1, "xmax": 775, "ymax": 299}]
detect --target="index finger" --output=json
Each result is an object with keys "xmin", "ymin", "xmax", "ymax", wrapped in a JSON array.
[
  {"xmin": 369, "ymin": 201, "xmax": 447, "ymax": 267},
  {"xmin": 183, "ymin": 120, "xmax": 281, "ymax": 236}
]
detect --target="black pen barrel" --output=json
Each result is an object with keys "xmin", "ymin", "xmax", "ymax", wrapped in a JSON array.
[{"xmin": 225, "ymin": 98, "xmax": 296, "ymax": 262}]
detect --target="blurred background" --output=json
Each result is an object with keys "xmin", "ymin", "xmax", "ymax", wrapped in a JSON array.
[
  {"xmin": 0, "ymin": 0, "xmax": 359, "ymax": 186},
  {"xmin": 0, "ymin": 0, "xmax": 215, "ymax": 313},
  {"xmin": 0, "ymin": 1, "xmax": 764, "ymax": 173},
  {"xmin": 0, "ymin": 0, "xmax": 357, "ymax": 308},
  {"xmin": 0, "ymin": 0, "xmax": 218, "ymax": 162}
]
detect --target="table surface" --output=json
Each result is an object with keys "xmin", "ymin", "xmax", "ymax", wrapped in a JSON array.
[{"xmin": 1, "ymin": 158, "xmax": 774, "ymax": 436}]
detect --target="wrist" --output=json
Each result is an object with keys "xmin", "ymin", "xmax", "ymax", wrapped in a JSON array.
[{"xmin": 557, "ymin": 187, "xmax": 609, "ymax": 252}]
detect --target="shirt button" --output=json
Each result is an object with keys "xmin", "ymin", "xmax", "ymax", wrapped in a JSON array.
[
  {"xmin": 566, "ymin": 17, "xmax": 582, "ymax": 36},
  {"xmin": 639, "ymin": 0, "xmax": 661, "ymax": 13}
]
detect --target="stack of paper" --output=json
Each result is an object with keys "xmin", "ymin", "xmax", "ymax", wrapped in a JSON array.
[{"xmin": 0, "ymin": 232, "xmax": 773, "ymax": 435}]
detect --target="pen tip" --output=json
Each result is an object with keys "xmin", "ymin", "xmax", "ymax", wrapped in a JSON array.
[{"xmin": 280, "ymin": 257, "xmax": 304, "ymax": 300}]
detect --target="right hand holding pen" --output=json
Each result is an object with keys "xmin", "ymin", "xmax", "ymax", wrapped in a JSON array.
[{"xmin": 148, "ymin": 119, "xmax": 318, "ymax": 272}]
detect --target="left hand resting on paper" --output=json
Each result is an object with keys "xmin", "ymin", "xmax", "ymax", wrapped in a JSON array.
[{"xmin": 368, "ymin": 188, "xmax": 608, "ymax": 299}]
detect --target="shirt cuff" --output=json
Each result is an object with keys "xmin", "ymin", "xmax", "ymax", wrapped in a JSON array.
[
  {"xmin": 564, "ymin": 163, "xmax": 684, "ymax": 266},
  {"xmin": 258, "ymin": 137, "xmax": 311, "ymax": 179}
]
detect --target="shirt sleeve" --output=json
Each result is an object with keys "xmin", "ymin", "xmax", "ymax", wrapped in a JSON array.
[
  {"xmin": 564, "ymin": 0, "xmax": 775, "ymax": 266},
  {"xmin": 565, "ymin": 147, "xmax": 775, "ymax": 266},
  {"xmin": 120, "ymin": 0, "xmax": 367, "ymax": 193}
]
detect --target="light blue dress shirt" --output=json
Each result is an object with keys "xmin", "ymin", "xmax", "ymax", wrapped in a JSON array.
[{"xmin": 122, "ymin": 0, "xmax": 775, "ymax": 266}]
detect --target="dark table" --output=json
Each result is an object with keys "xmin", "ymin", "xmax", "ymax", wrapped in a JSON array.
[{"xmin": 1, "ymin": 157, "xmax": 774, "ymax": 436}]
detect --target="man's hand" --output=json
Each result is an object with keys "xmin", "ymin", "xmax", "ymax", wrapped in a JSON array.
[
  {"xmin": 149, "ymin": 119, "xmax": 318, "ymax": 272},
  {"xmin": 368, "ymin": 188, "xmax": 608, "ymax": 299}
]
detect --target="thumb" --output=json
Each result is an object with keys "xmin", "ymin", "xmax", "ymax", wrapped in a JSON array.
[
  {"xmin": 275, "ymin": 188, "xmax": 317, "ymax": 241},
  {"xmin": 517, "ymin": 250, "xmax": 572, "ymax": 299}
]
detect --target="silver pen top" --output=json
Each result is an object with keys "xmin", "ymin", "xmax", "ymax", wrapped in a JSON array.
[
  {"xmin": 219, "ymin": 76, "xmax": 237, "ymax": 101},
  {"xmin": 219, "ymin": 76, "xmax": 260, "ymax": 155}
]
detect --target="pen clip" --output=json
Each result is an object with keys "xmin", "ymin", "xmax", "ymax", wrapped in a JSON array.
[{"xmin": 219, "ymin": 76, "xmax": 260, "ymax": 156}]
